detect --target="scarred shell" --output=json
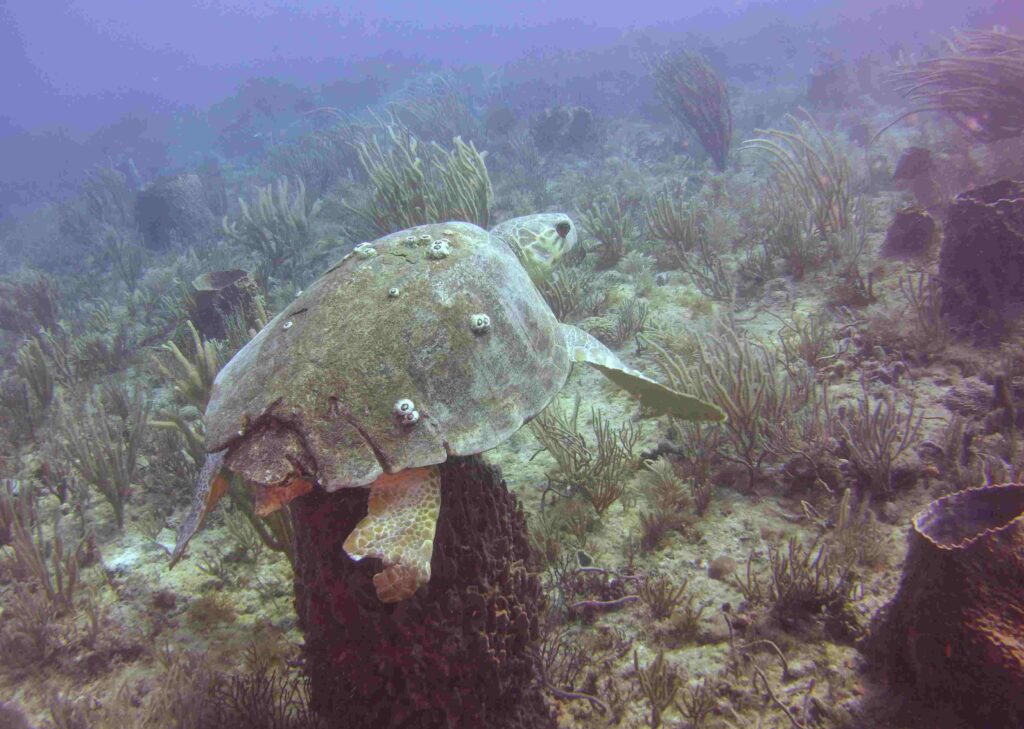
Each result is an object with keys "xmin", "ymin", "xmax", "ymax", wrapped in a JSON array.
[{"xmin": 204, "ymin": 221, "xmax": 569, "ymax": 492}]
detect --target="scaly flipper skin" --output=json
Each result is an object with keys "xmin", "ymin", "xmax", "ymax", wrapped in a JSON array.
[
  {"xmin": 170, "ymin": 451, "xmax": 230, "ymax": 567},
  {"xmin": 560, "ymin": 324, "xmax": 726, "ymax": 422},
  {"xmin": 343, "ymin": 466, "xmax": 442, "ymax": 603}
]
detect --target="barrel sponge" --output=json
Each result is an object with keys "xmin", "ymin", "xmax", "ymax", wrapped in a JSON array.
[{"xmin": 866, "ymin": 483, "xmax": 1024, "ymax": 727}]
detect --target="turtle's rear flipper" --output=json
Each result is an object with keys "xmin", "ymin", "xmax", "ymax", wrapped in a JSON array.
[
  {"xmin": 170, "ymin": 451, "xmax": 230, "ymax": 567},
  {"xmin": 343, "ymin": 466, "xmax": 442, "ymax": 603},
  {"xmin": 561, "ymin": 324, "xmax": 725, "ymax": 422}
]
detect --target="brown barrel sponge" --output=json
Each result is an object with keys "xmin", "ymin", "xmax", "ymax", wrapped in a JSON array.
[
  {"xmin": 290, "ymin": 455, "xmax": 556, "ymax": 729},
  {"xmin": 189, "ymin": 269, "xmax": 261, "ymax": 341},
  {"xmin": 866, "ymin": 483, "xmax": 1024, "ymax": 728}
]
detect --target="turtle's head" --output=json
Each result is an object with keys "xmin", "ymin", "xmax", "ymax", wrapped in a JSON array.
[
  {"xmin": 490, "ymin": 213, "xmax": 578, "ymax": 284},
  {"xmin": 528, "ymin": 216, "xmax": 577, "ymax": 268}
]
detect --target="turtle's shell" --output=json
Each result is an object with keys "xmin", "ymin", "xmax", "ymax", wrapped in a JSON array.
[{"xmin": 205, "ymin": 221, "xmax": 569, "ymax": 492}]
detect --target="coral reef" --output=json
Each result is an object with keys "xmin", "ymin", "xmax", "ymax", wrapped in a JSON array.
[{"xmin": 5, "ymin": 22, "xmax": 1024, "ymax": 729}]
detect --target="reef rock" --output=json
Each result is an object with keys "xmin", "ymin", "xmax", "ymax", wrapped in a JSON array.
[
  {"xmin": 893, "ymin": 147, "xmax": 942, "ymax": 210},
  {"xmin": 939, "ymin": 179, "xmax": 1024, "ymax": 338},
  {"xmin": 291, "ymin": 455, "xmax": 556, "ymax": 729},
  {"xmin": 0, "ymin": 702, "xmax": 33, "ymax": 729},
  {"xmin": 880, "ymin": 206, "xmax": 937, "ymax": 259},
  {"xmin": 530, "ymin": 106, "xmax": 595, "ymax": 154},
  {"xmin": 807, "ymin": 61, "xmax": 851, "ymax": 109},
  {"xmin": 940, "ymin": 377, "xmax": 994, "ymax": 419},
  {"xmin": 866, "ymin": 483, "xmax": 1024, "ymax": 728},
  {"xmin": 135, "ymin": 173, "xmax": 215, "ymax": 250}
]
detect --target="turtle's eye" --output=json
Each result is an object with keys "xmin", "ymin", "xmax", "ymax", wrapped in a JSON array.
[{"xmin": 555, "ymin": 221, "xmax": 571, "ymax": 239}]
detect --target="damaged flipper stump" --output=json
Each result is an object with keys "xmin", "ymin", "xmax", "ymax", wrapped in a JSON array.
[
  {"xmin": 170, "ymin": 451, "xmax": 229, "ymax": 568},
  {"xmin": 343, "ymin": 466, "xmax": 442, "ymax": 603}
]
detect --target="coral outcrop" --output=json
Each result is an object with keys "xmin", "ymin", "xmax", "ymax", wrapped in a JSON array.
[
  {"xmin": 893, "ymin": 147, "xmax": 943, "ymax": 210},
  {"xmin": 880, "ymin": 206, "xmax": 936, "ymax": 259},
  {"xmin": 135, "ymin": 173, "xmax": 216, "ymax": 250},
  {"xmin": 866, "ymin": 483, "xmax": 1024, "ymax": 728},
  {"xmin": 938, "ymin": 179, "xmax": 1024, "ymax": 338},
  {"xmin": 290, "ymin": 455, "xmax": 556, "ymax": 729},
  {"xmin": 530, "ymin": 106, "xmax": 595, "ymax": 154},
  {"xmin": 807, "ymin": 60, "xmax": 851, "ymax": 109}
]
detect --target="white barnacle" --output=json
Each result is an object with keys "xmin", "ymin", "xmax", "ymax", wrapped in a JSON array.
[
  {"xmin": 283, "ymin": 320, "xmax": 294, "ymax": 330},
  {"xmin": 418, "ymin": 233, "xmax": 433, "ymax": 245},
  {"xmin": 469, "ymin": 313, "xmax": 491, "ymax": 334},
  {"xmin": 427, "ymin": 239, "xmax": 451, "ymax": 260},
  {"xmin": 388, "ymin": 287, "xmax": 401, "ymax": 298},
  {"xmin": 393, "ymin": 398, "xmax": 420, "ymax": 426},
  {"xmin": 354, "ymin": 242, "xmax": 377, "ymax": 259}
]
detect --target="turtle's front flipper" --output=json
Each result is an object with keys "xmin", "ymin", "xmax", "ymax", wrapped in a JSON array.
[
  {"xmin": 560, "ymin": 324, "xmax": 725, "ymax": 422},
  {"xmin": 343, "ymin": 466, "xmax": 442, "ymax": 603},
  {"xmin": 170, "ymin": 451, "xmax": 230, "ymax": 567}
]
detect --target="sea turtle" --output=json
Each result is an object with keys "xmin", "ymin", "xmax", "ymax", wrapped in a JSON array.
[{"xmin": 172, "ymin": 214, "xmax": 724, "ymax": 602}]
